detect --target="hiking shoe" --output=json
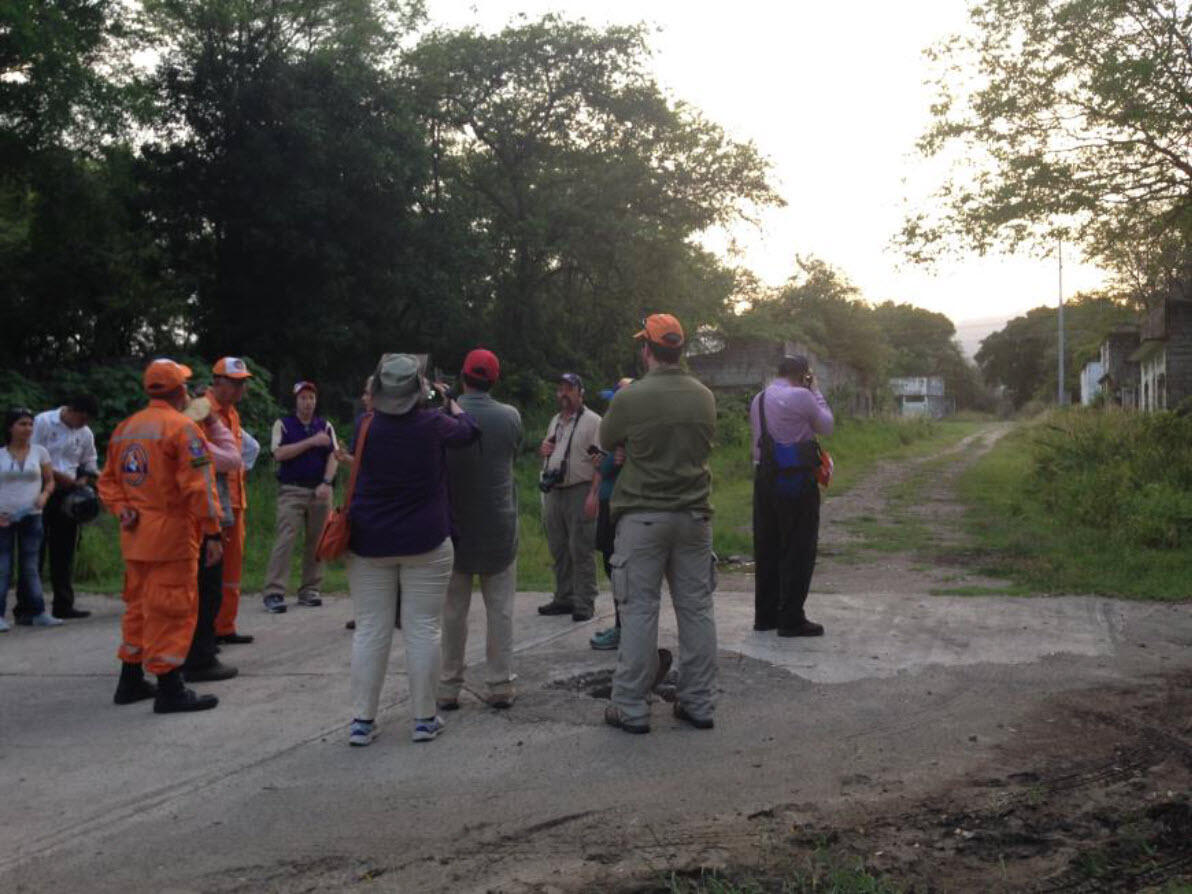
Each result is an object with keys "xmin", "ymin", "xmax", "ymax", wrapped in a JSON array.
[
  {"xmin": 31, "ymin": 612, "xmax": 64, "ymax": 627},
  {"xmin": 571, "ymin": 611, "xmax": 593, "ymax": 622},
  {"xmin": 263, "ymin": 593, "xmax": 287, "ymax": 614},
  {"xmin": 113, "ymin": 662, "xmax": 157, "ymax": 705},
  {"xmin": 537, "ymin": 601, "xmax": 571, "ymax": 616},
  {"xmin": 345, "ymin": 619, "xmax": 356, "ymax": 630},
  {"xmin": 216, "ymin": 632, "xmax": 254, "ymax": 644},
  {"xmin": 0, "ymin": 618, "xmax": 9, "ymax": 632},
  {"xmin": 153, "ymin": 671, "xmax": 218, "ymax": 714},
  {"xmin": 436, "ymin": 697, "xmax": 460, "ymax": 711},
  {"xmin": 412, "ymin": 716, "xmax": 445, "ymax": 742},
  {"xmin": 52, "ymin": 607, "xmax": 90, "ymax": 620},
  {"xmin": 604, "ymin": 705, "xmax": 650, "ymax": 734},
  {"xmin": 487, "ymin": 693, "xmax": 515, "ymax": 710},
  {"xmin": 777, "ymin": 620, "xmax": 825, "ymax": 637},
  {"xmin": 182, "ymin": 660, "xmax": 239, "ymax": 683},
  {"xmin": 349, "ymin": 719, "xmax": 378, "ymax": 747},
  {"xmin": 673, "ymin": 703, "xmax": 715, "ymax": 730},
  {"xmin": 297, "ymin": 592, "xmax": 322, "ymax": 607},
  {"xmin": 590, "ymin": 627, "xmax": 620, "ymax": 650}
]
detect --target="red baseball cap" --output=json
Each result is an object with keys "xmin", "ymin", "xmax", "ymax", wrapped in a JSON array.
[
  {"xmin": 462, "ymin": 348, "xmax": 500, "ymax": 383},
  {"xmin": 144, "ymin": 359, "xmax": 193, "ymax": 395}
]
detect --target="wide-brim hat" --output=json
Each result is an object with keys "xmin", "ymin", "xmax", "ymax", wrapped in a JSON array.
[{"xmin": 370, "ymin": 353, "xmax": 425, "ymax": 415}]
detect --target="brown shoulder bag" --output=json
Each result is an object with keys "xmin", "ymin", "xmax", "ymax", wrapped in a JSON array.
[{"xmin": 315, "ymin": 413, "xmax": 373, "ymax": 562}]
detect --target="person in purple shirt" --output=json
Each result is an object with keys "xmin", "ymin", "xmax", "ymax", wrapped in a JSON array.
[
  {"xmin": 345, "ymin": 355, "xmax": 479, "ymax": 747},
  {"xmin": 749, "ymin": 355, "xmax": 834, "ymax": 637}
]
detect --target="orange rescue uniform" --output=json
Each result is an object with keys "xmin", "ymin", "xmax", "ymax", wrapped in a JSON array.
[
  {"xmin": 207, "ymin": 394, "xmax": 247, "ymax": 636},
  {"xmin": 98, "ymin": 400, "xmax": 221, "ymax": 675}
]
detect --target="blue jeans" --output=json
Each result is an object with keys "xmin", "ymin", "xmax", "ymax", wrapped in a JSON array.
[{"xmin": 0, "ymin": 514, "xmax": 48, "ymax": 619}]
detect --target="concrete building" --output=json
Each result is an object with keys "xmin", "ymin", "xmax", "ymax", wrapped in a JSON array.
[
  {"xmin": 1079, "ymin": 361, "xmax": 1104, "ymax": 406},
  {"xmin": 1130, "ymin": 295, "xmax": 1192, "ymax": 412},
  {"xmin": 888, "ymin": 376, "xmax": 953, "ymax": 418},
  {"xmin": 687, "ymin": 336, "xmax": 874, "ymax": 415},
  {"xmin": 1097, "ymin": 327, "xmax": 1140, "ymax": 408}
]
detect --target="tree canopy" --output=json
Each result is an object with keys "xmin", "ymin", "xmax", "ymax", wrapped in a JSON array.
[{"xmin": 902, "ymin": 0, "xmax": 1192, "ymax": 299}]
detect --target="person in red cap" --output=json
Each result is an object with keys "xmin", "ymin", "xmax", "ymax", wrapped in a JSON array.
[
  {"xmin": 599, "ymin": 314, "xmax": 719, "ymax": 734},
  {"xmin": 208, "ymin": 357, "xmax": 254, "ymax": 644},
  {"xmin": 97, "ymin": 359, "xmax": 225, "ymax": 713},
  {"xmin": 437, "ymin": 349, "xmax": 524, "ymax": 710},
  {"xmin": 260, "ymin": 381, "xmax": 339, "ymax": 614}
]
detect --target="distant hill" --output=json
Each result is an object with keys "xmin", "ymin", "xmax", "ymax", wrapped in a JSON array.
[{"xmin": 954, "ymin": 315, "xmax": 1012, "ymax": 359}]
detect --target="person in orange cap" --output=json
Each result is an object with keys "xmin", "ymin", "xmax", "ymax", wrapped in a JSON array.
[
  {"xmin": 207, "ymin": 357, "xmax": 254, "ymax": 645},
  {"xmin": 98, "ymin": 359, "xmax": 225, "ymax": 713}
]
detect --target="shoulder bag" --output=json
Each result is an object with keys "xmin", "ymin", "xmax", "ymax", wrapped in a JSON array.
[{"xmin": 315, "ymin": 413, "xmax": 373, "ymax": 562}]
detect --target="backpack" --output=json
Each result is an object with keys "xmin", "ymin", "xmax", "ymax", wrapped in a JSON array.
[{"xmin": 757, "ymin": 391, "xmax": 832, "ymax": 495}]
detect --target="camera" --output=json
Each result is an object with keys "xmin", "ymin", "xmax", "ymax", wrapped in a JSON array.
[{"xmin": 538, "ymin": 467, "xmax": 565, "ymax": 493}]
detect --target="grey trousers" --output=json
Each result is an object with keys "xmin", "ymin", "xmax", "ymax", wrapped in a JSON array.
[
  {"xmin": 438, "ymin": 561, "xmax": 517, "ymax": 701},
  {"xmin": 610, "ymin": 510, "xmax": 718, "ymax": 724},
  {"xmin": 264, "ymin": 485, "xmax": 330, "ymax": 597},
  {"xmin": 542, "ymin": 484, "xmax": 598, "ymax": 615}
]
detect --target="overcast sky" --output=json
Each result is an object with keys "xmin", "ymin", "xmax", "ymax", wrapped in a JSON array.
[{"xmin": 424, "ymin": 0, "xmax": 1106, "ymax": 337}]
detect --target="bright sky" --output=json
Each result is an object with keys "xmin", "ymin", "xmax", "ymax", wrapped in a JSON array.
[{"xmin": 425, "ymin": 0, "xmax": 1107, "ymax": 341}]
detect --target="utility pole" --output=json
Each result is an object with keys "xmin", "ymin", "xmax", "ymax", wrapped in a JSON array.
[{"xmin": 1057, "ymin": 239, "xmax": 1066, "ymax": 405}]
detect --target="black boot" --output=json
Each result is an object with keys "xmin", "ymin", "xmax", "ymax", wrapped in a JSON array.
[
  {"xmin": 113, "ymin": 662, "xmax": 157, "ymax": 705},
  {"xmin": 182, "ymin": 659, "xmax": 239, "ymax": 683},
  {"xmin": 153, "ymin": 669, "xmax": 219, "ymax": 714}
]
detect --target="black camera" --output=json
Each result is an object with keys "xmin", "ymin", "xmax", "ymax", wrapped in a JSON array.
[{"xmin": 539, "ymin": 467, "xmax": 565, "ymax": 493}]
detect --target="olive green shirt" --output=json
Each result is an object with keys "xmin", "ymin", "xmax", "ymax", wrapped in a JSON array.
[{"xmin": 599, "ymin": 366, "xmax": 716, "ymax": 520}]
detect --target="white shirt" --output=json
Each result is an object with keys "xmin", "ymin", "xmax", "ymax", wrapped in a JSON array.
[
  {"xmin": 32, "ymin": 408, "xmax": 99, "ymax": 478},
  {"xmin": 0, "ymin": 444, "xmax": 51, "ymax": 518}
]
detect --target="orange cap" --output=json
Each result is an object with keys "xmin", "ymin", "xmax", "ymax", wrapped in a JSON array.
[
  {"xmin": 144, "ymin": 359, "xmax": 193, "ymax": 394},
  {"xmin": 212, "ymin": 356, "xmax": 252, "ymax": 379},
  {"xmin": 633, "ymin": 313, "xmax": 685, "ymax": 347}
]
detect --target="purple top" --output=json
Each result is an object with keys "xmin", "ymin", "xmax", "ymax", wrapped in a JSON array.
[
  {"xmin": 749, "ymin": 380, "xmax": 834, "ymax": 463},
  {"xmin": 348, "ymin": 408, "xmax": 480, "ymax": 557}
]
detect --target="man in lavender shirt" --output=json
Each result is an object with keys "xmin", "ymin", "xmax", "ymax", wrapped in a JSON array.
[{"xmin": 749, "ymin": 355, "xmax": 834, "ymax": 637}]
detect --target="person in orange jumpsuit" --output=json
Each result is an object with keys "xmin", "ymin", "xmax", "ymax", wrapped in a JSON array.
[
  {"xmin": 98, "ymin": 359, "xmax": 225, "ymax": 713},
  {"xmin": 207, "ymin": 357, "xmax": 254, "ymax": 645}
]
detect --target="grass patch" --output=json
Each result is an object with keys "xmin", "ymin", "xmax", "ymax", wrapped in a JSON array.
[
  {"xmin": 928, "ymin": 584, "xmax": 1034, "ymax": 597},
  {"xmin": 662, "ymin": 849, "xmax": 901, "ymax": 893},
  {"xmin": 956, "ymin": 419, "xmax": 1192, "ymax": 601}
]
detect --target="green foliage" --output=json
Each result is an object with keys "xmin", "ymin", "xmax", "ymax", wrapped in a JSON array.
[
  {"xmin": 974, "ymin": 293, "xmax": 1138, "ymax": 407},
  {"xmin": 957, "ymin": 410, "xmax": 1192, "ymax": 599},
  {"xmin": 903, "ymin": 0, "xmax": 1192, "ymax": 278}
]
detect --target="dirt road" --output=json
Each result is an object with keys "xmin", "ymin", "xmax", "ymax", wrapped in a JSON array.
[{"xmin": 1, "ymin": 423, "xmax": 1189, "ymax": 892}]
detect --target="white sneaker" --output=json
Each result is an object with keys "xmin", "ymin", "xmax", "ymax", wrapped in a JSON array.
[
  {"xmin": 0, "ymin": 617, "xmax": 10, "ymax": 632},
  {"xmin": 412, "ymin": 715, "xmax": 445, "ymax": 742},
  {"xmin": 31, "ymin": 613, "xmax": 64, "ymax": 627}
]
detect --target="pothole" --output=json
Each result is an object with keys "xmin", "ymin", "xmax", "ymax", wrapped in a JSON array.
[{"xmin": 545, "ymin": 668, "xmax": 680, "ymax": 702}]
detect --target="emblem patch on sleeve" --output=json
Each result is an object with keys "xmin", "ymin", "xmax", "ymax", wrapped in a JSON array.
[{"xmin": 188, "ymin": 433, "xmax": 211, "ymax": 468}]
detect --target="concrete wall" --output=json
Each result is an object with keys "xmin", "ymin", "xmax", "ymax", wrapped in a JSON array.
[{"xmin": 1079, "ymin": 361, "xmax": 1104, "ymax": 406}]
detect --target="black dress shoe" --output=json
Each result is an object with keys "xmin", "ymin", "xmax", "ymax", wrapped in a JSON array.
[
  {"xmin": 537, "ymin": 602, "xmax": 572, "ymax": 616},
  {"xmin": 216, "ymin": 632, "xmax": 254, "ymax": 645},
  {"xmin": 571, "ymin": 612, "xmax": 593, "ymax": 622},
  {"xmin": 777, "ymin": 620, "xmax": 825, "ymax": 637},
  {"xmin": 182, "ymin": 660, "xmax": 239, "ymax": 683},
  {"xmin": 53, "ymin": 608, "xmax": 91, "ymax": 620},
  {"xmin": 753, "ymin": 621, "xmax": 778, "ymax": 632}
]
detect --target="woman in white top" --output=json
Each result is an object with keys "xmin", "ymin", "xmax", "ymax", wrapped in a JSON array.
[{"xmin": 0, "ymin": 408, "xmax": 61, "ymax": 630}]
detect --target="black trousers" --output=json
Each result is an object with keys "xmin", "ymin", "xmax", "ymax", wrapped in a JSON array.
[
  {"xmin": 596, "ymin": 500, "xmax": 621, "ymax": 628},
  {"xmin": 40, "ymin": 491, "xmax": 80, "ymax": 614},
  {"xmin": 753, "ymin": 471, "xmax": 820, "ymax": 628},
  {"xmin": 185, "ymin": 535, "xmax": 224, "ymax": 669}
]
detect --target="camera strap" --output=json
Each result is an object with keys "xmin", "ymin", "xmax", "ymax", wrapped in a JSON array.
[{"xmin": 548, "ymin": 405, "xmax": 584, "ymax": 484}]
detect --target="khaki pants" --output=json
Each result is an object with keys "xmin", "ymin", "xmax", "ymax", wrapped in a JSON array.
[
  {"xmin": 610, "ymin": 510, "xmax": 718, "ymax": 725},
  {"xmin": 264, "ymin": 485, "xmax": 330, "ymax": 598},
  {"xmin": 438, "ymin": 561, "xmax": 517, "ymax": 701},
  {"xmin": 543, "ymin": 484, "xmax": 597, "ymax": 615},
  {"xmin": 348, "ymin": 540, "xmax": 454, "ymax": 723}
]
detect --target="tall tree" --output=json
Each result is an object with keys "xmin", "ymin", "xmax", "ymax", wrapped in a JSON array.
[
  {"xmin": 404, "ymin": 16, "xmax": 780, "ymax": 385},
  {"xmin": 902, "ymin": 0, "xmax": 1192, "ymax": 295}
]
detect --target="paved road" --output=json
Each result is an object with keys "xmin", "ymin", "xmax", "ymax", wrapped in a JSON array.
[{"xmin": 2, "ymin": 578, "xmax": 1189, "ymax": 892}]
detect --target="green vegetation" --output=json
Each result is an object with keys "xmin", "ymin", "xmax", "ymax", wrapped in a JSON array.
[
  {"xmin": 956, "ymin": 410, "xmax": 1192, "ymax": 600},
  {"xmin": 663, "ymin": 850, "xmax": 900, "ymax": 893},
  {"xmin": 73, "ymin": 416, "xmax": 981, "ymax": 596}
]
